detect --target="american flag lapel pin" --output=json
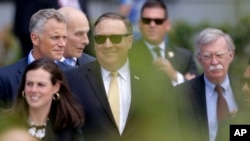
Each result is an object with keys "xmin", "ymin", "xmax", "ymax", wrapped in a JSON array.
[
  {"xmin": 168, "ymin": 51, "xmax": 174, "ymax": 58},
  {"xmin": 134, "ymin": 75, "xmax": 140, "ymax": 80}
]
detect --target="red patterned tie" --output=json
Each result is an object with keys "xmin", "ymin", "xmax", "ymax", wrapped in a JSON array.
[{"xmin": 215, "ymin": 85, "xmax": 230, "ymax": 122}]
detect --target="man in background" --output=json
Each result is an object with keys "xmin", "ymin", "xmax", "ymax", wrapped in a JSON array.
[
  {"xmin": 58, "ymin": 7, "xmax": 95, "ymax": 67},
  {"xmin": 130, "ymin": 0, "xmax": 199, "ymax": 86},
  {"xmin": 13, "ymin": 0, "xmax": 89, "ymax": 56}
]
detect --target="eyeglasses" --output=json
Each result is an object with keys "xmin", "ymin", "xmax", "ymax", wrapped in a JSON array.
[
  {"xmin": 94, "ymin": 34, "xmax": 131, "ymax": 44},
  {"xmin": 199, "ymin": 51, "xmax": 230, "ymax": 61},
  {"xmin": 141, "ymin": 17, "xmax": 166, "ymax": 25},
  {"xmin": 241, "ymin": 77, "xmax": 250, "ymax": 86}
]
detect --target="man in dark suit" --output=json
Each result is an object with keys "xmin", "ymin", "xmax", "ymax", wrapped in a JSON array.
[
  {"xmin": 13, "ymin": 0, "xmax": 90, "ymax": 56},
  {"xmin": 0, "ymin": 9, "xmax": 72, "ymax": 108},
  {"xmin": 65, "ymin": 12, "xmax": 180, "ymax": 141},
  {"xmin": 58, "ymin": 7, "xmax": 95, "ymax": 67},
  {"xmin": 129, "ymin": 0, "xmax": 199, "ymax": 86},
  {"xmin": 175, "ymin": 28, "xmax": 248, "ymax": 141}
]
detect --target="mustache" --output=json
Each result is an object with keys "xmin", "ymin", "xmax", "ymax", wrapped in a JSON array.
[{"xmin": 209, "ymin": 64, "xmax": 223, "ymax": 71}]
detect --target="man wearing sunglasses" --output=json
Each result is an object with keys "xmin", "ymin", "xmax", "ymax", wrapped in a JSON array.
[
  {"xmin": 65, "ymin": 12, "xmax": 180, "ymax": 141},
  {"xmin": 129, "ymin": 0, "xmax": 199, "ymax": 86}
]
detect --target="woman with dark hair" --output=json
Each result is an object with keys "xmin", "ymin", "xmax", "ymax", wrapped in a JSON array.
[{"xmin": 0, "ymin": 58, "xmax": 84, "ymax": 141}]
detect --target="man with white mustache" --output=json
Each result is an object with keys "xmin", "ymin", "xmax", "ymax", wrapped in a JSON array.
[
  {"xmin": 174, "ymin": 28, "xmax": 248, "ymax": 141},
  {"xmin": 209, "ymin": 64, "xmax": 223, "ymax": 71}
]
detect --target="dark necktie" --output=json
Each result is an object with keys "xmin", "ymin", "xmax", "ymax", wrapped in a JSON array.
[
  {"xmin": 153, "ymin": 47, "xmax": 162, "ymax": 58},
  {"xmin": 215, "ymin": 85, "xmax": 230, "ymax": 122}
]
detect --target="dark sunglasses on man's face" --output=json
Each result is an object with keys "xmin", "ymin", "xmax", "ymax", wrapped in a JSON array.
[
  {"xmin": 94, "ymin": 34, "xmax": 131, "ymax": 44},
  {"xmin": 141, "ymin": 17, "xmax": 166, "ymax": 25}
]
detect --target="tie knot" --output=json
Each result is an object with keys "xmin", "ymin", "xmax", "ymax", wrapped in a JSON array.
[
  {"xmin": 153, "ymin": 47, "xmax": 162, "ymax": 58},
  {"xmin": 215, "ymin": 85, "xmax": 224, "ymax": 95},
  {"xmin": 64, "ymin": 58, "xmax": 76, "ymax": 66},
  {"xmin": 110, "ymin": 72, "xmax": 118, "ymax": 77}
]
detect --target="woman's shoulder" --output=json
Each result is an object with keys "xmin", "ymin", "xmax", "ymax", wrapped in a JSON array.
[
  {"xmin": 60, "ymin": 127, "xmax": 84, "ymax": 141},
  {"xmin": 45, "ymin": 123, "xmax": 84, "ymax": 141}
]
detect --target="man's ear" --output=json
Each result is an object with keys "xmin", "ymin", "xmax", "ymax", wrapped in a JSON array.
[
  {"xmin": 30, "ymin": 33, "xmax": 39, "ymax": 46},
  {"xmin": 164, "ymin": 19, "xmax": 171, "ymax": 32},
  {"xmin": 128, "ymin": 35, "xmax": 133, "ymax": 49}
]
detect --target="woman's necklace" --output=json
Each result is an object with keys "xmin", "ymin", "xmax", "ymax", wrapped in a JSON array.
[{"xmin": 28, "ymin": 118, "xmax": 47, "ymax": 139}]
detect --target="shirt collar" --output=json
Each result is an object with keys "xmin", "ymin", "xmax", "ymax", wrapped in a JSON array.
[
  {"xmin": 204, "ymin": 74, "xmax": 230, "ymax": 96},
  {"xmin": 28, "ymin": 50, "xmax": 62, "ymax": 64},
  {"xmin": 60, "ymin": 57, "xmax": 77, "ymax": 62},
  {"xmin": 102, "ymin": 59, "xmax": 130, "ymax": 81},
  {"xmin": 28, "ymin": 50, "xmax": 35, "ymax": 64},
  {"xmin": 143, "ymin": 40, "xmax": 165, "ymax": 52}
]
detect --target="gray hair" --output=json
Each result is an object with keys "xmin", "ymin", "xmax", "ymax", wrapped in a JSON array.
[
  {"xmin": 29, "ymin": 8, "xmax": 66, "ymax": 33},
  {"xmin": 194, "ymin": 27, "xmax": 235, "ymax": 56}
]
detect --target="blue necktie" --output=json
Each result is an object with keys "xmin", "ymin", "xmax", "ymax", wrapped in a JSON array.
[{"xmin": 64, "ymin": 58, "xmax": 76, "ymax": 67}]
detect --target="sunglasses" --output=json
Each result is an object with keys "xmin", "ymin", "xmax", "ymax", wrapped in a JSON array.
[
  {"xmin": 94, "ymin": 34, "xmax": 131, "ymax": 44},
  {"xmin": 241, "ymin": 77, "xmax": 250, "ymax": 86},
  {"xmin": 141, "ymin": 17, "xmax": 166, "ymax": 25}
]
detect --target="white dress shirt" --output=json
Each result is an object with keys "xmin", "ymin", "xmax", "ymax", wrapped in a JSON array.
[
  {"xmin": 144, "ymin": 41, "xmax": 185, "ymax": 86},
  {"xmin": 204, "ymin": 75, "xmax": 238, "ymax": 141},
  {"xmin": 101, "ymin": 59, "xmax": 131, "ymax": 135},
  {"xmin": 28, "ymin": 50, "xmax": 62, "ymax": 64}
]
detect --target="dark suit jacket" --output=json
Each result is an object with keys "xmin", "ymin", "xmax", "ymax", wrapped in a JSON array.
[
  {"xmin": 76, "ymin": 53, "xmax": 95, "ymax": 67},
  {"xmin": 0, "ymin": 57, "xmax": 73, "ymax": 108},
  {"xmin": 65, "ymin": 60, "xmax": 180, "ymax": 141},
  {"xmin": 174, "ymin": 74, "xmax": 248, "ymax": 141},
  {"xmin": 129, "ymin": 39, "xmax": 199, "ymax": 77}
]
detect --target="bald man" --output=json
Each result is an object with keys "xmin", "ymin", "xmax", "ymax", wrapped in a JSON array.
[{"xmin": 58, "ymin": 7, "xmax": 95, "ymax": 67}]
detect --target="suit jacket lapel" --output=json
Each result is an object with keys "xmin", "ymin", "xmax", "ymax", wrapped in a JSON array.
[
  {"xmin": 126, "ymin": 72, "xmax": 141, "ymax": 124},
  {"xmin": 229, "ymin": 74, "xmax": 244, "ymax": 116},
  {"xmin": 16, "ymin": 57, "xmax": 29, "ymax": 85},
  {"xmin": 85, "ymin": 62, "xmax": 115, "ymax": 123},
  {"xmin": 192, "ymin": 75, "xmax": 209, "ymax": 140}
]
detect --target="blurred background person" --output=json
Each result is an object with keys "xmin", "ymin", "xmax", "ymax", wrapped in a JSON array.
[
  {"xmin": 0, "ymin": 58, "xmax": 84, "ymax": 141},
  {"xmin": 13, "ymin": 0, "xmax": 90, "ymax": 57},
  {"xmin": 0, "ymin": 25, "xmax": 22, "ymax": 67},
  {"xmin": 242, "ymin": 58, "xmax": 250, "ymax": 107},
  {"xmin": 58, "ymin": 7, "xmax": 95, "ymax": 67},
  {"xmin": 118, "ymin": 0, "xmax": 146, "ymax": 40},
  {"xmin": 129, "ymin": 0, "xmax": 199, "ymax": 87},
  {"xmin": 0, "ymin": 8, "xmax": 71, "ymax": 109}
]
